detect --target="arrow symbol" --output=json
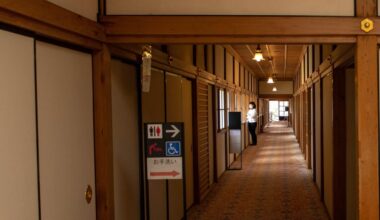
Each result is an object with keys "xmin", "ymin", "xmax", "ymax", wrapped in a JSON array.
[
  {"xmin": 150, "ymin": 171, "xmax": 180, "ymax": 177},
  {"xmin": 166, "ymin": 125, "xmax": 180, "ymax": 138}
]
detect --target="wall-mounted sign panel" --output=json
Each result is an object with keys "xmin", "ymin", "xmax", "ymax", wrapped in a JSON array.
[
  {"xmin": 107, "ymin": 0, "xmax": 354, "ymax": 16},
  {"xmin": 145, "ymin": 123, "xmax": 184, "ymax": 180}
]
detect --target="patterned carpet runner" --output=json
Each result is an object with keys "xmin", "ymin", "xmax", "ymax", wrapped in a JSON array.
[{"xmin": 187, "ymin": 121, "xmax": 330, "ymax": 220}]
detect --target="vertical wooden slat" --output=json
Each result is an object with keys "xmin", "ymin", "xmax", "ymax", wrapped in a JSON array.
[
  {"xmin": 93, "ymin": 44, "xmax": 114, "ymax": 220},
  {"xmin": 194, "ymin": 78, "xmax": 210, "ymax": 202},
  {"xmin": 356, "ymin": 36, "xmax": 379, "ymax": 220}
]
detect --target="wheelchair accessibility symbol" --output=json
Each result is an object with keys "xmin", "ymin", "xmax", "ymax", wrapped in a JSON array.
[{"xmin": 165, "ymin": 141, "xmax": 181, "ymax": 157}]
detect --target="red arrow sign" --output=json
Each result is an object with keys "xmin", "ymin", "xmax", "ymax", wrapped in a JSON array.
[{"xmin": 150, "ymin": 171, "xmax": 180, "ymax": 177}]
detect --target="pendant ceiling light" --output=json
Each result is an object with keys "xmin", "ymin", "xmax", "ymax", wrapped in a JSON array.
[
  {"xmin": 253, "ymin": 45, "xmax": 264, "ymax": 62},
  {"xmin": 272, "ymin": 87, "xmax": 277, "ymax": 92},
  {"xmin": 267, "ymin": 76, "xmax": 274, "ymax": 84}
]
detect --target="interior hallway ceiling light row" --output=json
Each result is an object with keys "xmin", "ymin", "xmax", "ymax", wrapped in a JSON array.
[{"xmin": 233, "ymin": 44, "xmax": 304, "ymax": 80}]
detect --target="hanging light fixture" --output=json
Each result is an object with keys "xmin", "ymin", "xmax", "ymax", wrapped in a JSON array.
[
  {"xmin": 272, "ymin": 87, "xmax": 277, "ymax": 92},
  {"xmin": 253, "ymin": 45, "xmax": 264, "ymax": 62},
  {"xmin": 267, "ymin": 76, "xmax": 274, "ymax": 84}
]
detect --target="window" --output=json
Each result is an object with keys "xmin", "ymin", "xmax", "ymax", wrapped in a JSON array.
[
  {"xmin": 218, "ymin": 89, "xmax": 225, "ymax": 130},
  {"xmin": 279, "ymin": 101, "xmax": 289, "ymax": 117}
]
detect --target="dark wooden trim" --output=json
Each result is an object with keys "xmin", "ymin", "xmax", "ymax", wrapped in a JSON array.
[
  {"xmin": 98, "ymin": 0, "xmax": 106, "ymax": 18},
  {"xmin": 93, "ymin": 44, "xmax": 115, "ymax": 220}
]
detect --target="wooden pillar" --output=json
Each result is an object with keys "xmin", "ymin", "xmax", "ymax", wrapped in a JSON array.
[
  {"xmin": 356, "ymin": 0, "xmax": 377, "ymax": 16},
  {"xmin": 356, "ymin": 36, "xmax": 379, "ymax": 220},
  {"xmin": 93, "ymin": 44, "xmax": 115, "ymax": 220},
  {"xmin": 356, "ymin": 0, "xmax": 379, "ymax": 219}
]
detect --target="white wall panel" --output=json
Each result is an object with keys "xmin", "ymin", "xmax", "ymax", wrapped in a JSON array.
[
  {"xmin": 107, "ymin": 0, "xmax": 354, "ymax": 16},
  {"xmin": 167, "ymin": 45, "xmax": 193, "ymax": 65},
  {"xmin": 259, "ymin": 81, "xmax": 293, "ymax": 95},
  {"xmin": 36, "ymin": 42, "xmax": 96, "ymax": 220},
  {"xmin": 48, "ymin": 0, "xmax": 97, "ymax": 21},
  {"xmin": 0, "ymin": 30, "xmax": 38, "ymax": 220},
  {"xmin": 226, "ymin": 52, "xmax": 234, "ymax": 83},
  {"xmin": 217, "ymin": 133, "xmax": 226, "ymax": 178},
  {"xmin": 314, "ymin": 80, "xmax": 322, "ymax": 196},
  {"xmin": 111, "ymin": 60, "xmax": 140, "ymax": 220},
  {"xmin": 215, "ymin": 45, "xmax": 225, "ymax": 79}
]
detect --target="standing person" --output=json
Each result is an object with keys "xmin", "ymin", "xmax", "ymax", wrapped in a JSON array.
[{"xmin": 247, "ymin": 102, "xmax": 257, "ymax": 145}]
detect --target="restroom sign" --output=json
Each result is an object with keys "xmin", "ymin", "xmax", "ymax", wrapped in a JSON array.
[
  {"xmin": 144, "ymin": 123, "xmax": 184, "ymax": 180},
  {"xmin": 147, "ymin": 124, "xmax": 163, "ymax": 139}
]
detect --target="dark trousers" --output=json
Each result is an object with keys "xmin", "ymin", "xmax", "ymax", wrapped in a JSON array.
[{"xmin": 248, "ymin": 122, "xmax": 257, "ymax": 145}]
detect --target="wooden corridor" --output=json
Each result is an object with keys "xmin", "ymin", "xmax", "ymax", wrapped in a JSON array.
[{"xmin": 187, "ymin": 121, "xmax": 330, "ymax": 220}]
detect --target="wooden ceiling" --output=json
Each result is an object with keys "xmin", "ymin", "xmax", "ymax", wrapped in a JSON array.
[{"xmin": 232, "ymin": 44, "xmax": 305, "ymax": 80}]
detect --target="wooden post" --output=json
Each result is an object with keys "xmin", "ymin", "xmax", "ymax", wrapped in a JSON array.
[
  {"xmin": 356, "ymin": 36, "xmax": 379, "ymax": 220},
  {"xmin": 93, "ymin": 44, "xmax": 115, "ymax": 220},
  {"xmin": 356, "ymin": 0, "xmax": 377, "ymax": 16}
]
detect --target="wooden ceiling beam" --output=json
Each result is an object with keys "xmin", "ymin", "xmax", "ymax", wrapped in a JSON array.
[
  {"xmin": 101, "ymin": 15, "xmax": 378, "ymax": 44},
  {"xmin": 0, "ymin": 0, "xmax": 105, "ymax": 42},
  {"xmin": 110, "ymin": 36, "xmax": 356, "ymax": 44}
]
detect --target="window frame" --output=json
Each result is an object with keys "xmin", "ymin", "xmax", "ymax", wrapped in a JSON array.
[{"xmin": 217, "ymin": 88, "xmax": 226, "ymax": 131}]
